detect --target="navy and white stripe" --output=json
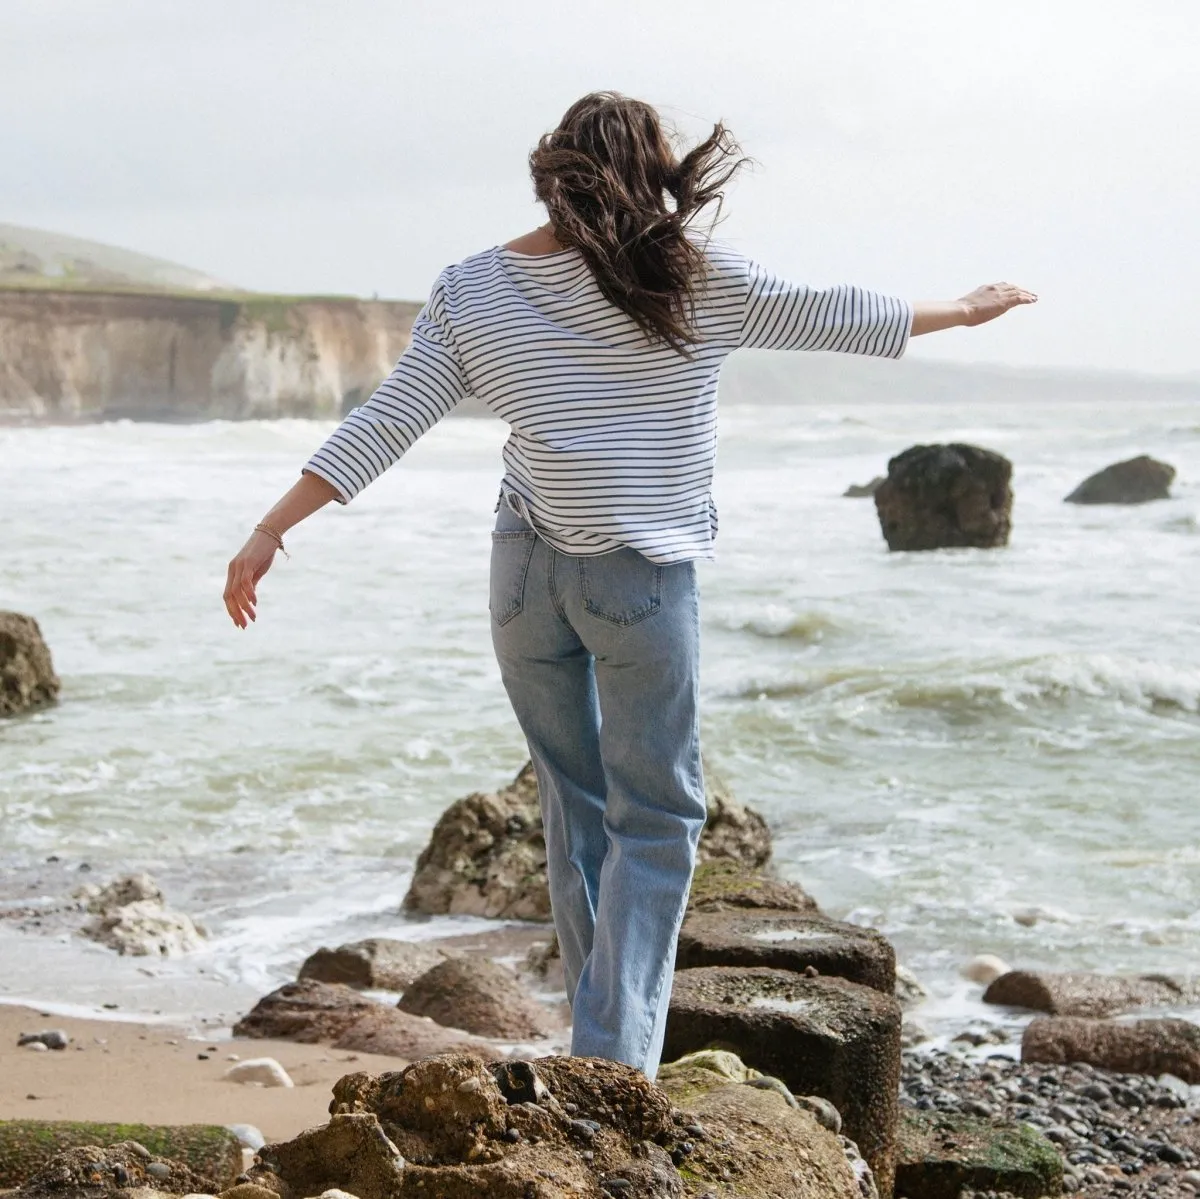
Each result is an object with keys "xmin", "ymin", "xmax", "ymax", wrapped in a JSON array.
[{"xmin": 304, "ymin": 243, "xmax": 911, "ymax": 564}]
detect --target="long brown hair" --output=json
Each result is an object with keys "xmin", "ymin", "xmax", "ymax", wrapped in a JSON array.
[{"xmin": 530, "ymin": 92, "xmax": 748, "ymax": 354}]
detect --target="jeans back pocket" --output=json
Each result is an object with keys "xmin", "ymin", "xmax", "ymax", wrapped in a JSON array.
[
  {"xmin": 578, "ymin": 549, "xmax": 663, "ymax": 626},
  {"xmin": 490, "ymin": 530, "xmax": 537, "ymax": 625}
]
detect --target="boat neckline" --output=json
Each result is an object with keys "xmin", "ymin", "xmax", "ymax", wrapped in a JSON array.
[{"xmin": 494, "ymin": 244, "xmax": 580, "ymax": 260}]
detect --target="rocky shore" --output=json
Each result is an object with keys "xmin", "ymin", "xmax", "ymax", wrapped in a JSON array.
[{"xmin": 4, "ymin": 764, "xmax": 1200, "ymax": 1199}]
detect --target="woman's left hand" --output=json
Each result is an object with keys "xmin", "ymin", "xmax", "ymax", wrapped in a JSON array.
[{"xmin": 223, "ymin": 531, "xmax": 278, "ymax": 628}]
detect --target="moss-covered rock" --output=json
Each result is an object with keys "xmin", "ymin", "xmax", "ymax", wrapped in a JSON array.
[
  {"xmin": 895, "ymin": 1109, "xmax": 1063, "ymax": 1198},
  {"xmin": 0, "ymin": 1123, "xmax": 241, "ymax": 1190},
  {"xmin": 685, "ymin": 858, "xmax": 820, "ymax": 915},
  {"xmin": 7, "ymin": 1137, "xmax": 227, "ymax": 1197}
]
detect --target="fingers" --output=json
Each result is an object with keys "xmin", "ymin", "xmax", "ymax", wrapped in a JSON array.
[{"xmin": 223, "ymin": 557, "xmax": 260, "ymax": 628}]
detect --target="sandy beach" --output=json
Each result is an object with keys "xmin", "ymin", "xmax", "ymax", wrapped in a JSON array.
[{"xmin": 1, "ymin": 1004, "xmax": 403, "ymax": 1143}]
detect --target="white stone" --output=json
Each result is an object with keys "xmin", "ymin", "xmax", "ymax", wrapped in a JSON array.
[
  {"xmin": 961, "ymin": 954, "xmax": 1010, "ymax": 985},
  {"xmin": 23, "ymin": 1040, "xmax": 49, "ymax": 1052},
  {"xmin": 82, "ymin": 899, "xmax": 205, "ymax": 957},
  {"xmin": 224, "ymin": 1057, "xmax": 293, "ymax": 1088},
  {"xmin": 224, "ymin": 1123, "xmax": 266, "ymax": 1150},
  {"xmin": 319, "ymin": 1190, "xmax": 362, "ymax": 1199}
]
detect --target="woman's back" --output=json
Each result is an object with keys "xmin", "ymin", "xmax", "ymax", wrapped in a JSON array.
[{"xmin": 303, "ymin": 240, "xmax": 911, "ymax": 563}]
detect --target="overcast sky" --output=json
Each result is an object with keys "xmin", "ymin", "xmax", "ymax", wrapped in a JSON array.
[{"xmin": 3, "ymin": 0, "xmax": 1198, "ymax": 374}]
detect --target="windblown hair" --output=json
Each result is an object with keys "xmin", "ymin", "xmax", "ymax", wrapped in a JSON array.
[{"xmin": 530, "ymin": 92, "xmax": 748, "ymax": 354}]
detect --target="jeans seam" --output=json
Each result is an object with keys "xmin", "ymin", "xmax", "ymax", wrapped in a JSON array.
[
  {"xmin": 547, "ymin": 545, "xmax": 574, "ymax": 631},
  {"xmin": 632, "ymin": 726, "xmax": 704, "ymax": 1074}
]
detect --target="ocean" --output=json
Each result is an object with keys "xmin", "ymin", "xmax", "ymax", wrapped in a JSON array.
[{"xmin": 3, "ymin": 353, "xmax": 1200, "ymax": 1041}]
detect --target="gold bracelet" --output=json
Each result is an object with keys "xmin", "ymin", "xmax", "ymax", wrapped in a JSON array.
[{"xmin": 254, "ymin": 522, "xmax": 291, "ymax": 559}]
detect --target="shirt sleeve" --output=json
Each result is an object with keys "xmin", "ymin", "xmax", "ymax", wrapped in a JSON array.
[
  {"xmin": 303, "ymin": 273, "xmax": 469, "ymax": 502},
  {"xmin": 740, "ymin": 258, "xmax": 912, "ymax": 358}
]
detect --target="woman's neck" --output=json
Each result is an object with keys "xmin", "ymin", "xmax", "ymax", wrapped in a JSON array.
[{"xmin": 503, "ymin": 224, "xmax": 564, "ymax": 255}]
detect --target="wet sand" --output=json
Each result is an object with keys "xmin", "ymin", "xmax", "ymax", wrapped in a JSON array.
[{"xmin": 1, "ymin": 1004, "xmax": 404, "ymax": 1143}]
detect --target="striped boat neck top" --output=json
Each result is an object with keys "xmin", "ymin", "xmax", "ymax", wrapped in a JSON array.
[{"xmin": 303, "ymin": 242, "xmax": 912, "ymax": 564}]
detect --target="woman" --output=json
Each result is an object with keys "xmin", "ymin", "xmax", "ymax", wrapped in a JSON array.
[{"xmin": 224, "ymin": 92, "xmax": 1035, "ymax": 1079}]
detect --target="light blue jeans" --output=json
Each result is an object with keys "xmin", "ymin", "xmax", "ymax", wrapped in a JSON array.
[{"xmin": 489, "ymin": 498, "xmax": 706, "ymax": 1079}]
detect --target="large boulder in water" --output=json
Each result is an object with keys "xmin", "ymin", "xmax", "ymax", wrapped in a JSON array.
[
  {"xmin": 1064, "ymin": 454, "xmax": 1175, "ymax": 503},
  {"xmin": 873, "ymin": 443, "xmax": 1013, "ymax": 551},
  {"xmin": 0, "ymin": 612, "xmax": 60, "ymax": 717},
  {"xmin": 403, "ymin": 758, "xmax": 771, "ymax": 920}
]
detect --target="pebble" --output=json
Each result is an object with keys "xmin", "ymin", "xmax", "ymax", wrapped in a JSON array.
[
  {"xmin": 224, "ymin": 1058, "xmax": 294, "ymax": 1088},
  {"xmin": 19, "ymin": 1029, "xmax": 70, "ymax": 1050},
  {"xmin": 903, "ymin": 1047, "xmax": 1200, "ymax": 1196},
  {"xmin": 961, "ymin": 954, "xmax": 1010, "ymax": 984},
  {"xmin": 146, "ymin": 1163, "xmax": 171, "ymax": 1180},
  {"xmin": 23, "ymin": 1041, "xmax": 49, "ymax": 1053},
  {"xmin": 224, "ymin": 1124, "xmax": 266, "ymax": 1151}
]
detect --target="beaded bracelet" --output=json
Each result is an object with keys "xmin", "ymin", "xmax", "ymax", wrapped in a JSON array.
[{"xmin": 254, "ymin": 522, "xmax": 291, "ymax": 559}]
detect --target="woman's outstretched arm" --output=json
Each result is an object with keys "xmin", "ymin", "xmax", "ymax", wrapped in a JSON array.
[
  {"xmin": 223, "ymin": 472, "xmax": 339, "ymax": 629},
  {"xmin": 911, "ymin": 283, "xmax": 1038, "ymax": 335}
]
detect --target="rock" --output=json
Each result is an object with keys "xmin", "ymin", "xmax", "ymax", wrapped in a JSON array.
[
  {"xmin": 873, "ymin": 443, "xmax": 1013, "ymax": 551},
  {"xmin": 658, "ymin": 1048, "xmax": 762, "ymax": 1091},
  {"xmin": 297, "ymin": 939, "xmax": 449, "ymax": 992},
  {"xmin": 895, "ymin": 1109, "xmax": 1063, "ymax": 1199},
  {"xmin": 80, "ymin": 873, "xmax": 163, "ymax": 909},
  {"xmin": 233, "ymin": 980, "xmax": 494, "ymax": 1059},
  {"xmin": 403, "ymin": 758, "xmax": 771, "ymax": 919},
  {"xmin": 219, "ymin": 1183, "xmax": 285, "ymax": 1199},
  {"xmin": 1065, "ymin": 454, "xmax": 1175, "ymax": 504},
  {"xmin": 396, "ymin": 957, "xmax": 554, "ymax": 1041},
  {"xmin": 961, "ymin": 954, "xmax": 1010, "ymax": 985},
  {"xmin": 9, "ymin": 1143, "xmax": 220, "ymax": 1197},
  {"xmin": 0, "ymin": 611, "xmax": 60, "ymax": 717},
  {"xmin": 259, "ymin": 1113, "xmax": 404, "ymax": 1199},
  {"xmin": 0, "ymin": 1123, "xmax": 243, "ymax": 1190},
  {"xmin": 984, "ymin": 969, "xmax": 1198, "ymax": 1018},
  {"xmin": 696, "ymin": 759, "xmax": 772, "ymax": 869},
  {"xmin": 223, "ymin": 1058, "xmax": 293, "ymax": 1088},
  {"xmin": 233, "ymin": 980, "xmax": 380, "ymax": 1043},
  {"xmin": 23, "ymin": 1040, "xmax": 49, "ymax": 1052},
  {"xmin": 331, "ymin": 1008, "xmax": 495, "ymax": 1061},
  {"xmin": 679, "ymin": 1082, "xmax": 864, "ymax": 1198},
  {"xmin": 17, "ymin": 1031, "xmax": 69, "ymax": 1051},
  {"xmin": 675, "ymin": 909, "xmax": 896, "ymax": 994},
  {"xmin": 797, "ymin": 1094, "xmax": 843, "ymax": 1134},
  {"xmin": 222, "ymin": 1127, "xmax": 264, "ymax": 1153},
  {"xmin": 663, "ymin": 965, "xmax": 902, "ymax": 1196},
  {"xmin": 1022, "ymin": 1016, "xmax": 1200, "ymax": 1082},
  {"xmin": 844, "ymin": 477, "xmax": 885, "ymax": 498},
  {"xmin": 259, "ymin": 1050, "xmax": 863, "ymax": 1199},
  {"xmin": 78, "ymin": 873, "xmax": 204, "ymax": 958},
  {"xmin": 895, "ymin": 966, "xmax": 928, "ymax": 1009},
  {"xmin": 685, "ymin": 857, "xmax": 821, "ymax": 915},
  {"xmin": 521, "ymin": 933, "xmax": 564, "ymax": 990},
  {"xmin": 657, "ymin": 1051, "xmax": 863, "ymax": 1196}
]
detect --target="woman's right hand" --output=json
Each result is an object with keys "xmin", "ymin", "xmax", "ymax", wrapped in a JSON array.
[{"xmin": 223, "ymin": 531, "xmax": 278, "ymax": 628}]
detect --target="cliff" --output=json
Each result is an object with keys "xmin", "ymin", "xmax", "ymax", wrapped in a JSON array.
[{"xmin": 0, "ymin": 288, "xmax": 421, "ymax": 423}]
